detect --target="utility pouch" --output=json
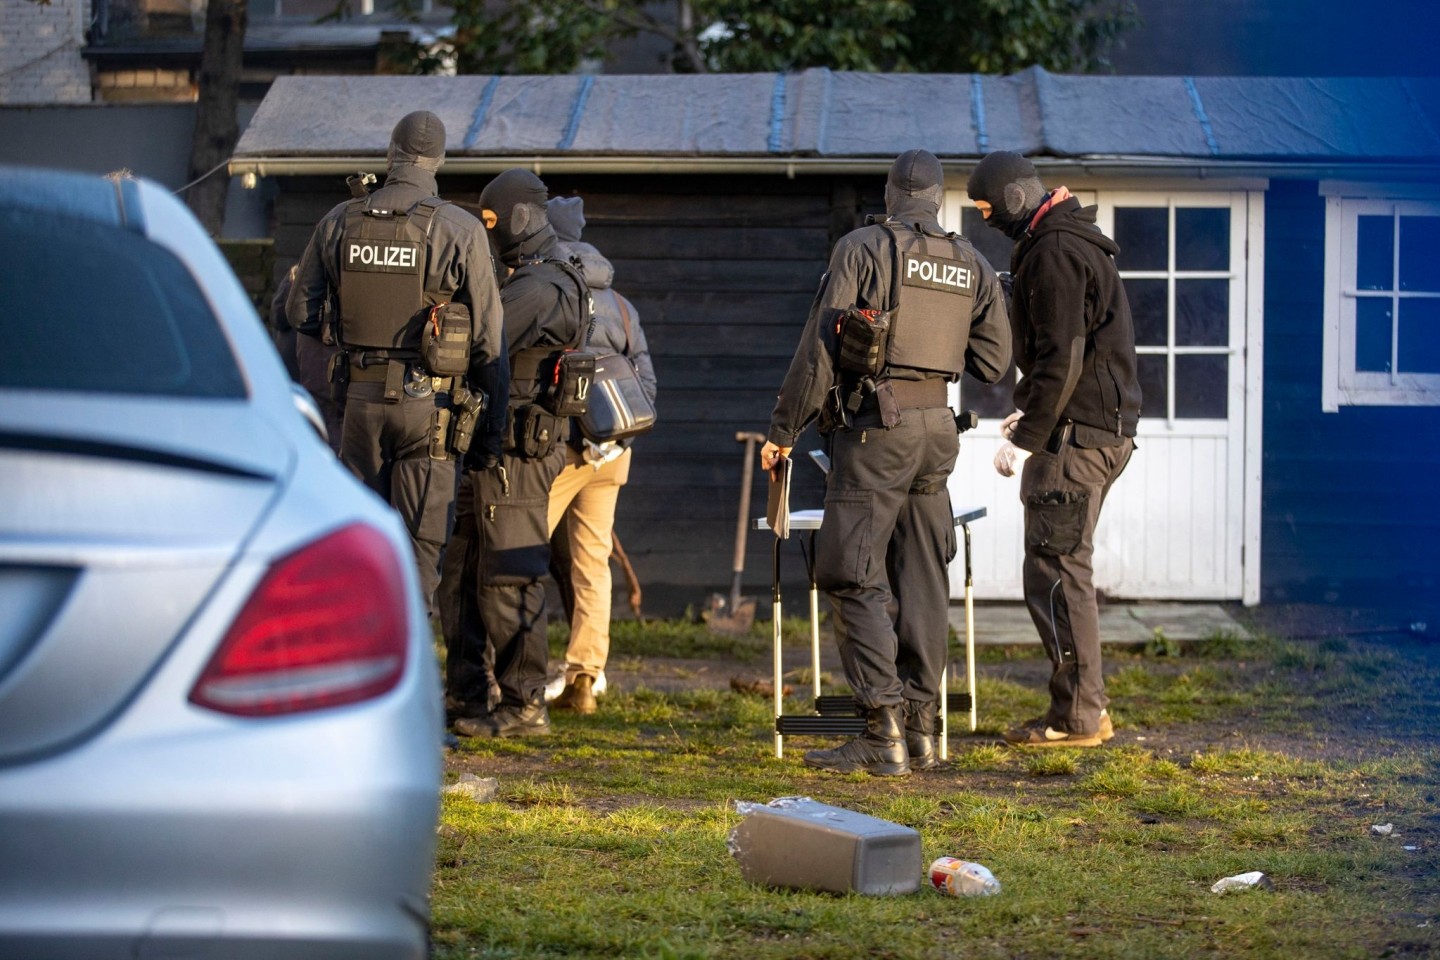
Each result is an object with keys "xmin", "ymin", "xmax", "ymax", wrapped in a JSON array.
[
  {"xmin": 383, "ymin": 359, "xmax": 405, "ymax": 402},
  {"xmin": 514, "ymin": 403, "xmax": 562, "ymax": 460},
  {"xmin": 539, "ymin": 350, "xmax": 595, "ymax": 417},
  {"xmin": 447, "ymin": 386, "xmax": 486, "ymax": 457},
  {"xmin": 428, "ymin": 406, "xmax": 452, "ymax": 461},
  {"xmin": 874, "ymin": 379, "xmax": 901, "ymax": 428},
  {"xmin": 1024, "ymin": 489, "xmax": 1089, "ymax": 557},
  {"xmin": 836, "ymin": 304, "xmax": 891, "ymax": 377},
  {"xmin": 326, "ymin": 351, "xmax": 349, "ymax": 403},
  {"xmin": 422, "ymin": 301, "xmax": 472, "ymax": 377}
]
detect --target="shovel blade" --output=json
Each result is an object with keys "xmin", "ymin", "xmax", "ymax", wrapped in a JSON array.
[{"xmin": 705, "ymin": 593, "xmax": 757, "ymax": 634}]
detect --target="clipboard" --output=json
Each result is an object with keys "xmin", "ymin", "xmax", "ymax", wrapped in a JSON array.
[{"xmin": 766, "ymin": 455, "xmax": 793, "ymax": 539}]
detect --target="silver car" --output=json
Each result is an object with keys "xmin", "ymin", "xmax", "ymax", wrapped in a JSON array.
[{"xmin": 0, "ymin": 167, "xmax": 443, "ymax": 960}]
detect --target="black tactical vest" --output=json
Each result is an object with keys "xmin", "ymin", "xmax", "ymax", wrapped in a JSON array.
[
  {"xmin": 337, "ymin": 196, "xmax": 444, "ymax": 352},
  {"xmin": 880, "ymin": 222, "xmax": 978, "ymax": 377}
]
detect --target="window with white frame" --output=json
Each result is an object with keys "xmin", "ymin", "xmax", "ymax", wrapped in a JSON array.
[{"xmin": 1322, "ymin": 185, "xmax": 1440, "ymax": 410}]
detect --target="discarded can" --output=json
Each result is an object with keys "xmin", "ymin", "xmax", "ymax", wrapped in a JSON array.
[{"xmin": 928, "ymin": 857, "xmax": 1001, "ymax": 897}]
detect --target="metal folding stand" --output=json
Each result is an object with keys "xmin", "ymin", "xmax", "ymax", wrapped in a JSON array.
[{"xmin": 755, "ymin": 506, "xmax": 986, "ymax": 760}]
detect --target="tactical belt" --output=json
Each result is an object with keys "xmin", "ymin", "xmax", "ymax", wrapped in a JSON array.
[
  {"xmin": 349, "ymin": 361, "xmax": 390, "ymax": 383},
  {"xmin": 888, "ymin": 377, "xmax": 948, "ymax": 409}
]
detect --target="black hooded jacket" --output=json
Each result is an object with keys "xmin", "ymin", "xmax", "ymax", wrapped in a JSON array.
[{"xmin": 1008, "ymin": 197, "xmax": 1141, "ymax": 452}]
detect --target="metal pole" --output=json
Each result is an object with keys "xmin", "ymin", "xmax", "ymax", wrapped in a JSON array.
[
  {"xmin": 965, "ymin": 523, "xmax": 977, "ymax": 732},
  {"xmin": 772, "ymin": 535, "xmax": 784, "ymax": 759}
]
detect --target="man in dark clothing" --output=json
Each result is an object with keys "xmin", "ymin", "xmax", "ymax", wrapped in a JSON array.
[
  {"xmin": 450, "ymin": 168, "xmax": 588, "ymax": 739},
  {"xmin": 288, "ymin": 111, "xmax": 507, "ymax": 613},
  {"xmin": 967, "ymin": 150, "xmax": 1141, "ymax": 748},
  {"xmin": 759, "ymin": 149, "xmax": 1011, "ymax": 776}
]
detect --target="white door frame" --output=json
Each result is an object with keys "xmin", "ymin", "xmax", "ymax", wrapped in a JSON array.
[{"xmin": 942, "ymin": 186, "xmax": 1265, "ymax": 604}]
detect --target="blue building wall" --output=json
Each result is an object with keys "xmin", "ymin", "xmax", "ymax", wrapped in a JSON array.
[{"xmin": 1261, "ymin": 179, "xmax": 1440, "ymax": 603}]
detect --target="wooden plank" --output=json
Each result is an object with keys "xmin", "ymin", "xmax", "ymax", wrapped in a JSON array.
[
  {"xmin": 582, "ymin": 224, "xmax": 829, "ymax": 261},
  {"xmin": 624, "ymin": 291, "xmax": 817, "ymax": 327},
  {"xmin": 646, "ymin": 323, "xmax": 806, "ymax": 358},
  {"xmin": 600, "ymin": 258, "xmax": 821, "ymax": 292}
]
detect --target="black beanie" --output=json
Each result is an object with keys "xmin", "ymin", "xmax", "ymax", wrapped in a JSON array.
[
  {"xmin": 480, "ymin": 168, "xmax": 551, "ymax": 259},
  {"xmin": 966, "ymin": 150, "xmax": 1046, "ymax": 239},
  {"xmin": 388, "ymin": 111, "xmax": 445, "ymax": 171},
  {"xmin": 887, "ymin": 149, "xmax": 945, "ymax": 197}
]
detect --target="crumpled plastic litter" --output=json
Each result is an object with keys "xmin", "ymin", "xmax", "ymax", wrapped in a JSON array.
[
  {"xmin": 1371, "ymin": 823, "xmax": 1394, "ymax": 836},
  {"xmin": 1210, "ymin": 871, "xmax": 1274, "ymax": 893},
  {"xmin": 443, "ymin": 772, "xmax": 498, "ymax": 802}
]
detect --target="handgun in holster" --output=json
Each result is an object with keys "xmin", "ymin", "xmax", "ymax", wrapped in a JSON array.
[{"xmin": 447, "ymin": 386, "xmax": 488, "ymax": 457}]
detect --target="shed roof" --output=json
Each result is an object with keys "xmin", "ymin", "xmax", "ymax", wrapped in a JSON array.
[{"xmin": 231, "ymin": 66, "xmax": 1440, "ymax": 179}]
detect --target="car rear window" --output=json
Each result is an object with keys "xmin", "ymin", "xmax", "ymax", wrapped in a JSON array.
[{"xmin": 0, "ymin": 208, "xmax": 247, "ymax": 398}]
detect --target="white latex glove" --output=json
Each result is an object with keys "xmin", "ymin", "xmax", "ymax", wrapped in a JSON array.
[
  {"xmin": 582, "ymin": 440, "xmax": 624, "ymax": 468},
  {"xmin": 999, "ymin": 410, "xmax": 1023, "ymax": 440},
  {"xmin": 993, "ymin": 441, "xmax": 1031, "ymax": 478}
]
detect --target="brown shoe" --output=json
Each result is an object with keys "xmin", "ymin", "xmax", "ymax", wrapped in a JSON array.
[
  {"xmin": 1099, "ymin": 710, "xmax": 1115, "ymax": 742},
  {"xmin": 1003, "ymin": 721, "xmax": 1103, "ymax": 748},
  {"xmin": 552, "ymin": 674, "xmax": 597, "ymax": 715}
]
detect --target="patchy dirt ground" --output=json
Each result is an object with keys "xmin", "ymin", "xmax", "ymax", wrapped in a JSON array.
[{"xmin": 446, "ymin": 602, "xmax": 1440, "ymax": 790}]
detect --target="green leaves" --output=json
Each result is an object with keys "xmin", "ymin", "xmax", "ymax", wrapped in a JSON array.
[{"xmin": 406, "ymin": 0, "xmax": 1139, "ymax": 77}]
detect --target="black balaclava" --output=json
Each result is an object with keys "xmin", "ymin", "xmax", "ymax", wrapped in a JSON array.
[
  {"xmin": 479, "ymin": 168, "xmax": 551, "ymax": 266},
  {"xmin": 966, "ymin": 150, "xmax": 1047, "ymax": 241},
  {"xmin": 547, "ymin": 196, "xmax": 585, "ymax": 243},
  {"xmin": 884, "ymin": 148, "xmax": 945, "ymax": 217},
  {"xmin": 387, "ymin": 110, "xmax": 445, "ymax": 173}
]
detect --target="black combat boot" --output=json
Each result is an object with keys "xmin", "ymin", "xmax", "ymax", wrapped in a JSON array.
[
  {"xmin": 803, "ymin": 703, "xmax": 909, "ymax": 776},
  {"xmin": 903, "ymin": 699, "xmax": 939, "ymax": 771},
  {"xmin": 453, "ymin": 699, "xmax": 551, "ymax": 738}
]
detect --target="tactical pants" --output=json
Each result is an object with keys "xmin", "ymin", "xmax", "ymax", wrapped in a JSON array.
[
  {"xmin": 1019, "ymin": 437, "xmax": 1135, "ymax": 736},
  {"xmin": 546, "ymin": 445, "xmax": 632, "ymax": 683},
  {"xmin": 468, "ymin": 446, "xmax": 568, "ymax": 707},
  {"xmin": 814, "ymin": 405, "xmax": 959, "ymax": 709},
  {"xmin": 437, "ymin": 472, "xmax": 497, "ymax": 711},
  {"xmin": 340, "ymin": 381, "xmax": 459, "ymax": 615}
]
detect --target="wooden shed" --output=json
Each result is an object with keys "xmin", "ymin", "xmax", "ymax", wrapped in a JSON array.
[{"xmin": 231, "ymin": 68, "xmax": 1440, "ymax": 612}]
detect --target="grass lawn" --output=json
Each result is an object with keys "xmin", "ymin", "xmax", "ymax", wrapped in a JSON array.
[{"xmin": 432, "ymin": 613, "xmax": 1440, "ymax": 959}]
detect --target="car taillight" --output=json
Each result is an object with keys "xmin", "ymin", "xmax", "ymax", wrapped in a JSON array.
[{"xmin": 189, "ymin": 524, "xmax": 409, "ymax": 717}]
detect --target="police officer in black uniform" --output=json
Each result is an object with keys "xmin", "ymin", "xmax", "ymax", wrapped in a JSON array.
[
  {"xmin": 450, "ymin": 168, "xmax": 589, "ymax": 739},
  {"xmin": 287, "ymin": 110, "xmax": 507, "ymax": 613},
  {"xmin": 759, "ymin": 149, "xmax": 1011, "ymax": 776}
]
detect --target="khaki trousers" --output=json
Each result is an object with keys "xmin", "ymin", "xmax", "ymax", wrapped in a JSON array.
[{"xmin": 547, "ymin": 445, "xmax": 632, "ymax": 682}]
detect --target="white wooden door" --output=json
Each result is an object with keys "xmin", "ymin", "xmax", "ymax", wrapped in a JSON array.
[{"xmin": 940, "ymin": 189, "xmax": 1263, "ymax": 602}]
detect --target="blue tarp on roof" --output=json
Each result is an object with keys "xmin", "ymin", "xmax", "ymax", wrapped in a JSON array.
[{"xmin": 233, "ymin": 66, "xmax": 1440, "ymax": 166}]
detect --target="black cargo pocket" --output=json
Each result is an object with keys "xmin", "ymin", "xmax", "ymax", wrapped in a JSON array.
[
  {"xmin": 814, "ymin": 490, "xmax": 874, "ymax": 590},
  {"xmin": 1025, "ymin": 490, "xmax": 1088, "ymax": 557},
  {"xmin": 481, "ymin": 494, "xmax": 551, "ymax": 584}
]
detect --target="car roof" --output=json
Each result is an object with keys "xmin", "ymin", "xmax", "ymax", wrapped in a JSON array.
[{"xmin": 0, "ymin": 165, "xmax": 147, "ymax": 233}]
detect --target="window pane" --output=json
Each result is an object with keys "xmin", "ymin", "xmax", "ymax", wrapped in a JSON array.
[
  {"xmin": 1175, "ymin": 279, "xmax": 1228, "ymax": 346},
  {"xmin": 1125, "ymin": 278, "xmax": 1167, "ymax": 346},
  {"xmin": 1356, "ymin": 215, "xmax": 1394, "ymax": 291},
  {"xmin": 1175, "ymin": 207, "xmax": 1229, "ymax": 271},
  {"xmin": 1174, "ymin": 355, "xmax": 1228, "ymax": 418},
  {"xmin": 1399, "ymin": 216, "xmax": 1440, "ymax": 293},
  {"xmin": 1355, "ymin": 297, "xmax": 1393, "ymax": 372},
  {"xmin": 1114, "ymin": 207, "xmax": 1168, "ymax": 271},
  {"xmin": 962, "ymin": 207, "xmax": 1014, "ymax": 277},
  {"xmin": 1137, "ymin": 353, "xmax": 1168, "ymax": 420},
  {"xmin": 1398, "ymin": 298, "xmax": 1440, "ymax": 374},
  {"xmin": 0, "ymin": 209, "xmax": 245, "ymax": 398}
]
